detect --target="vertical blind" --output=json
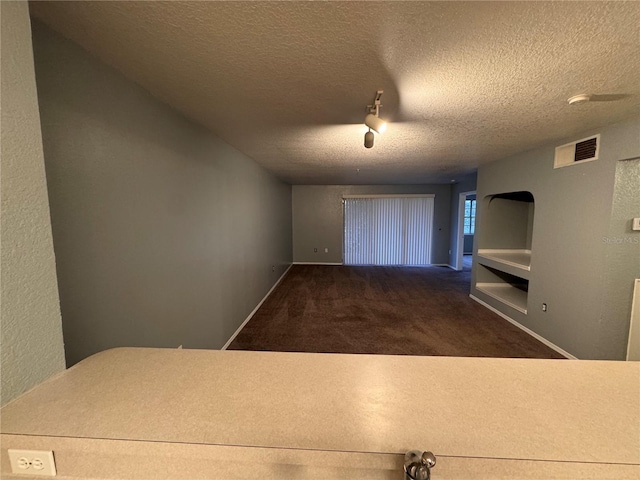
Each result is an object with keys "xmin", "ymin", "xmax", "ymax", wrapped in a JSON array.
[{"xmin": 343, "ymin": 196, "xmax": 434, "ymax": 265}]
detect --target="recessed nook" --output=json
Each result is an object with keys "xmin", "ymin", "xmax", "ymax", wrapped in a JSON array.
[{"xmin": 475, "ymin": 191, "xmax": 534, "ymax": 315}]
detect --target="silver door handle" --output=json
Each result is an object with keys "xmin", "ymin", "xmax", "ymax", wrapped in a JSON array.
[{"xmin": 404, "ymin": 450, "xmax": 436, "ymax": 480}]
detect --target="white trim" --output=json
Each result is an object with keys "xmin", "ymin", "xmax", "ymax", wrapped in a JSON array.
[
  {"xmin": 342, "ymin": 194, "xmax": 435, "ymax": 199},
  {"xmin": 469, "ymin": 294, "xmax": 577, "ymax": 359},
  {"xmin": 295, "ymin": 262, "xmax": 450, "ymax": 267},
  {"xmin": 293, "ymin": 262, "xmax": 343, "ymax": 266},
  {"xmin": 554, "ymin": 156, "xmax": 598, "ymax": 169},
  {"xmin": 554, "ymin": 133, "xmax": 600, "ymax": 169},
  {"xmin": 456, "ymin": 191, "xmax": 476, "ymax": 271},
  {"xmin": 626, "ymin": 279, "xmax": 640, "ymax": 361},
  {"xmin": 221, "ymin": 264, "xmax": 293, "ymax": 350}
]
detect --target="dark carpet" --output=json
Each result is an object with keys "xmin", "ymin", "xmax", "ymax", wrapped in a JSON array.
[{"xmin": 228, "ymin": 264, "xmax": 565, "ymax": 359}]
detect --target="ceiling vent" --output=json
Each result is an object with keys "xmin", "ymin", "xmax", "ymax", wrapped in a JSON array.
[{"xmin": 554, "ymin": 134, "xmax": 600, "ymax": 169}]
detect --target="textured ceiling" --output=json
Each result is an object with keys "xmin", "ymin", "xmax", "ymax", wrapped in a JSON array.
[{"xmin": 30, "ymin": 1, "xmax": 640, "ymax": 185}]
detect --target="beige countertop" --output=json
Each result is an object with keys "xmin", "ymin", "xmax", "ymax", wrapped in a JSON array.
[{"xmin": 1, "ymin": 348, "xmax": 639, "ymax": 467}]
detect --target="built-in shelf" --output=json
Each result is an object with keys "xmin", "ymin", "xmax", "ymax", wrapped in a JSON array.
[
  {"xmin": 474, "ymin": 191, "xmax": 534, "ymax": 316},
  {"xmin": 477, "ymin": 249, "xmax": 531, "ymax": 280},
  {"xmin": 476, "ymin": 283, "xmax": 528, "ymax": 314}
]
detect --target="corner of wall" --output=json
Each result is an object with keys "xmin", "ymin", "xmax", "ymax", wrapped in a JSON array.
[{"xmin": 1, "ymin": 0, "xmax": 66, "ymax": 406}]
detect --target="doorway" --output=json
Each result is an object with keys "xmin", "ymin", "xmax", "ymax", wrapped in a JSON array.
[
  {"xmin": 455, "ymin": 191, "xmax": 476, "ymax": 271},
  {"xmin": 343, "ymin": 195, "xmax": 434, "ymax": 265}
]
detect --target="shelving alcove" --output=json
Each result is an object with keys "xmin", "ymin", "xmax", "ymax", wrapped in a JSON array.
[{"xmin": 475, "ymin": 191, "xmax": 534, "ymax": 315}]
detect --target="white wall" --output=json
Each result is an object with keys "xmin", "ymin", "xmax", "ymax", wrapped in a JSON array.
[{"xmin": 0, "ymin": 1, "xmax": 66, "ymax": 406}]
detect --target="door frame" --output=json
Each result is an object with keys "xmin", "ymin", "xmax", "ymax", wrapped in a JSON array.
[{"xmin": 455, "ymin": 191, "xmax": 476, "ymax": 271}]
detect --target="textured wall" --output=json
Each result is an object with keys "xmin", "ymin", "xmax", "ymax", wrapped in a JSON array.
[
  {"xmin": 292, "ymin": 185, "xmax": 452, "ymax": 264},
  {"xmin": 472, "ymin": 116, "xmax": 640, "ymax": 360},
  {"xmin": 604, "ymin": 158, "xmax": 640, "ymax": 357},
  {"xmin": 0, "ymin": 2, "xmax": 66, "ymax": 406},
  {"xmin": 31, "ymin": 21, "xmax": 292, "ymax": 367},
  {"xmin": 28, "ymin": 1, "xmax": 640, "ymax": 185}
]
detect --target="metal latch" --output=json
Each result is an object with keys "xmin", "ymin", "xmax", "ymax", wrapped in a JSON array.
[{"xmin": 404, "ymin": 450, "xmax": 436, "ymax": 480}]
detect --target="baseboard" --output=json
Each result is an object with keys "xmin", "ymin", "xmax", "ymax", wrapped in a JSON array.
[
  {"xmin": 293, "ymin": 262, "xmax": 343, "ymax": 265},
  {"xmin": 433, "ymin": 264, "xmax": 460, "ymax": 270},
  {"xmin": 295, "ymin": 262, "xmax": 451, "ymax": 267},
  {"xmin": 469, "ymin": 294, "xmax": 577, "ymax": 359},
  {"xmin": 221, "ymin": 264, "xmax": 293, "ymax": 350}
]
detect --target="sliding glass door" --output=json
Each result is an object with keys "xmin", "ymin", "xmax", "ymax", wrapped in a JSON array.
[{"xmin": 343, "ymin": 195, "xmax": 434, "ymax": 266}]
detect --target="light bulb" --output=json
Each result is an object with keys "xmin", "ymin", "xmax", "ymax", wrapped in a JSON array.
[{"xmin": 364, "ymin": 131, "xmax": 374, "ymax": 148}]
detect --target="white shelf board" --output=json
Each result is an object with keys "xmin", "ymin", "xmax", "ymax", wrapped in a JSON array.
[
  {"xmin": 477, "ymin": 249, "xmax": 531, "ymax": 280},
  {"xmin": 476, "ymin": 283, "xmax": 528, "ymax": 314}
]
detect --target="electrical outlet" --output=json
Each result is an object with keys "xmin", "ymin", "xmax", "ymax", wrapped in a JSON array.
[
  {"xmin": 272, "ymin": 265, "xmax": 275, "ymax": 272},
  {"xmin": 542, "ymin": 303, "xmax": 548, "ymax": 312},
  {"xmin": 324, "ymin": 248, "xmax": 329, "ymax": 253},
  {"xmin": 8, "ymin": 450, "xmax": 56, "ymax": 476}
]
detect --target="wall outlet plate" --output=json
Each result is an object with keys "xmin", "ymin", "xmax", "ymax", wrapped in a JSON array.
[
  {"xmin": 632, "ymin": 217, "xmax": 640, "ymax": 231},
  {"xmin": 8, "ymin": 450, "xmax": 57, "ymax": 476}
]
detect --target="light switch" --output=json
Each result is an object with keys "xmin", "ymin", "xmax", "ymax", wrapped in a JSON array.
[{"xmin": 632, "ymin": 218, "xmax": 640, "ymax": 231}]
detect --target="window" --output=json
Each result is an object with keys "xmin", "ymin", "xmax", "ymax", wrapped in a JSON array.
[
  {"xmin": 464, "ymin": 199, "xmax": 476, "ymax": 235},
  {"xmin": 343, "ymin": 196, "xmax": 434, "ymax": 266}
]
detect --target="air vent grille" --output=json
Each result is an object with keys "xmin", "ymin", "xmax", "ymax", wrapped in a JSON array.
[
  {"xmin": 574, "ymin": 137, "xmax": 598, "ymax": 162},
  {"xmin": 554, "ymin": 134, "xmax": 600, "ymax": 169}
]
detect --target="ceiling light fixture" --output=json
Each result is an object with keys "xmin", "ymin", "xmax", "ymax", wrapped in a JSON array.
[
  {"xmin": 364, "ymin": 129, "xmax": 375, "ymax": 148},
  {"xmin": 365, "ymin": 113, "xmax": 386, "ymax": 134},
  {"xmin": 364, "ymin": 90, "xmax": 386, "ymax": 148}
]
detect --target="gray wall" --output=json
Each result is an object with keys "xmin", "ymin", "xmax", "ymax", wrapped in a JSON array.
[
  {"xmin": 604, "ymin": 158, "xmax": 640, "ymax": 358},
  {"xmin": 0, "ymin": 2, "xmax": 66, "ymax": 406},
  {"xmin": 448, "ymin": 175, "xmax": 477, "ymax": 267},
  {"xmin": 32, "ymin": 21, "xmax": 292, "ymax": 366},
  {"xmin": 477, "ymin": 194, "xmax": 533, "ymax": 250},
  {"xmin": 293, "ymin": 185, "xmax": 452, "ymax": 264},
  {"xmin": 472, "ymin": 116, "xmax": 640, "ymax": 360}
]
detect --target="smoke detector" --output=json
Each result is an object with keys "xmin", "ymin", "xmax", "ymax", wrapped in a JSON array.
[{"xmin": 568, "ymin": 94, "xmax": 592, "ymax": 105}]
